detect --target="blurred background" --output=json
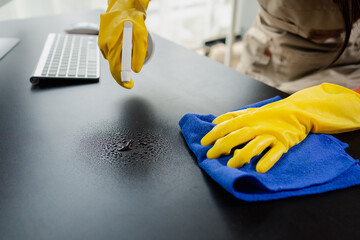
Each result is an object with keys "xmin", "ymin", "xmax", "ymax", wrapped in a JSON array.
[{"xmin": 0, "ymin": 0, "xmax": 258, "ymax": 68}]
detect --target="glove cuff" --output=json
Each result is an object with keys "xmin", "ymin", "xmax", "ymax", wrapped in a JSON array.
[
  {"xmin": 319, "ymin": 83, "xmax": 360, "ymax": 98},
  {"xmin": 299, "ymin": 83, "xmax": 360, "ymax": 133}
]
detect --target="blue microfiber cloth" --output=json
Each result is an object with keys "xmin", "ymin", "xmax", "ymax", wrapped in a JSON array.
[{"xmin": 179, "ymin": 97, "xmax": 360, "ymax": 201}]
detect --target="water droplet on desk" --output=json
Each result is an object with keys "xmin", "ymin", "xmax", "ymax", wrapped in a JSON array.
[
  {"xmin": 81, "ymin": 129, "xmax": 174, "ymax": 168},
  {"xmin": 118, "ymin": 140, "xmax": 133, "ymax": 151}
]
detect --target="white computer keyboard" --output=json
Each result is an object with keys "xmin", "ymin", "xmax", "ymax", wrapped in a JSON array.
[{"xmin": 30, "ymin": 33, "xmax": 100, "ymax": 85}]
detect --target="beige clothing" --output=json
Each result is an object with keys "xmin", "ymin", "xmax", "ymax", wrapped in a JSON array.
[{"xmin": 237, "ymin": 0, "xmax": 360, "ymax": 93}]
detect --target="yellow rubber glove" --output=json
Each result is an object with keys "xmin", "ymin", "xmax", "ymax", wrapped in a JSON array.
[
  {"xmin": 201, "ymin": 83, "xmax": 360, "ymax": 173},
  {"xmin": 98, "ymin": 0, "xmax": 150, "ymax": 89}
]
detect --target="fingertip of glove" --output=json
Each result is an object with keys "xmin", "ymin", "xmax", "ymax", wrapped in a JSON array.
[
  {"xmin": 255, "ymin": 162, "xmax": 269, "ymax": 174},
  {"xmin": 122, "ymin": 79, "xmax": 134, "ymax": 89},
  {"xmin": 206, "ymin": 151, "xmax": 216, "ymax": 159},
  {"xmin": 114, "ymin": 78, "xmax": 134, "ymax": 89},
  {"xmin": 131, "ymin": 64, "xmax": 143, "ymax": 73},
  {"xmin": 227, "ymin": 159, "xmax": 238, "ymax": 168},
  {"xmin": 207, "ymin": 147, "xmax": 222, "ymax": 159},
  {"xmin": 200, "ymin": 136, "xmax": 209, "ymax": 146},
  {"xmin": 212, "ymin": 118, "xmax": 220, "ymax": 124}
]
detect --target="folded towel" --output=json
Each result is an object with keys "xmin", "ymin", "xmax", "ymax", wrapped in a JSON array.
[{"xmin": 179, "ymin": 97, "xmax": 360, "ymax": 201}]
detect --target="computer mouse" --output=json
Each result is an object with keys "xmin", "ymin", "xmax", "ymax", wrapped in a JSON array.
[{"xmin": 66, "ymin": 22, "xmax": 99, "ymax": 35}]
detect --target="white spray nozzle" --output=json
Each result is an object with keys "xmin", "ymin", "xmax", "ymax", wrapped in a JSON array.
[{"xmin": 121, "ymin": 21, "xmax": 133, "ymax": 83}]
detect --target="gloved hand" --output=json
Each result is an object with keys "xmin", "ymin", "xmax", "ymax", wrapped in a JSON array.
[
  {"xmin": 98, "ymin": 0, "xmax": 150, "ymax": 89},
  {"xmin": 201, "ymin": 83, "xmax": 360, "ymax": 173}
]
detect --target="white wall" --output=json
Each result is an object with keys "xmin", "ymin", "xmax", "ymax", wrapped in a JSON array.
[
  {"xmin": 0, "ymin": 0, "xmax": 106, "ymax": 20},
  {"xmin": 0, "ymin": 0, "xmax": 258, "ymax": 49}
]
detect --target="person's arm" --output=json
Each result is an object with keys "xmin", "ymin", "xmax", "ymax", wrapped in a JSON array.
[{"xmin": 99, "ymin": 0, "xmax": 151, "ymax": 89}]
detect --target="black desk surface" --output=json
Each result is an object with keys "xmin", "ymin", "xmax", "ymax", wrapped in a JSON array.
[{"xmin": 1, "ymin": 10, "xmax": 360, "ymax": 240}]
